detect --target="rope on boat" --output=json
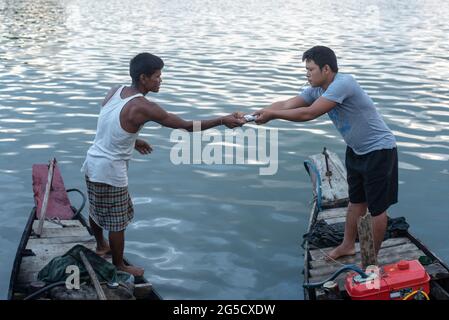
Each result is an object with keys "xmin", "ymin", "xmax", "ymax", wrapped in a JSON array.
[
  {"xmin": 67, "ymin": 188, "xmax": 87, "ymax": 218},
  {"xmin": 317, "ymin": 247, "xmax": 347, "ymax": 267}
]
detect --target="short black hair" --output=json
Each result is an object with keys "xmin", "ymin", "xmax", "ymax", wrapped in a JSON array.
[
  {"xmin": 302, "ymin": 46, "xmax": 338, "ymax": 73},
  {"xmin": 129, "ymin": 53, "xmax": 164, "ymax": 84}
]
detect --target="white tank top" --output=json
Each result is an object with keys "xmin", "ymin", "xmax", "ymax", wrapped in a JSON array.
[{"xmin": 81, "ymin": 86, "xmax": 143, "ymax": 187}]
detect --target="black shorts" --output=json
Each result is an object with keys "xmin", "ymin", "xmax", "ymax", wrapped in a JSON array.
[{"xmin": 346, "ymin": 146, "xmax": 398, "ymax": 216}]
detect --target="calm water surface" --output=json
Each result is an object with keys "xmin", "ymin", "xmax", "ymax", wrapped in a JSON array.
[{"xmin": 0, "ymin": 0, "xmax": 448, "ymax": 299}]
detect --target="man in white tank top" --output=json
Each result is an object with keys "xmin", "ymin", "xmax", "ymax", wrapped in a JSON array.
[{"xmin": 82, "ymin": 53, "xmax": 245, "ymax": 276}]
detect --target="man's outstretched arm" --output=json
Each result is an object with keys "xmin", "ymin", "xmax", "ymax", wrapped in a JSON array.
[
  {"xmin": 264, "ymin": 96, "xmax": 310, "ymax": 111},
  {"xmin": 140, "ymin": 100, "xmax": 245, "ymax": 131},
  {"xmin": 254, "ymin": 97, "xmax": 337, "ymax": 124}
]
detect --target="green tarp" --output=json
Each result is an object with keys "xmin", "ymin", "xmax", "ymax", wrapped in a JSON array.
[{"xmin": 38, "ymin": 244, "xmax": 131, "ymax": 284}]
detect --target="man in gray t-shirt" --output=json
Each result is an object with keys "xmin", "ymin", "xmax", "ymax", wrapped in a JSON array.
[
  {"xmin": 253, "ymin": 46, "xmax": 398, "ymax": 261},
  {"xmin": 300, "ymin": 73, "xmax": 396, "ymax": 154}
]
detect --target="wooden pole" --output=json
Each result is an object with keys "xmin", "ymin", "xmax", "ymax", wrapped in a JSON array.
[
  {"xmin": 79, "ymin": 251, "xmax": 107, "ymax": 300},
  {"xmin": 357, "ymin": 212, "xmax": 378, "ymax": 269},
  {"xmin": 35, "ymin": 158, "xmax": 56, "ymax": 237}
]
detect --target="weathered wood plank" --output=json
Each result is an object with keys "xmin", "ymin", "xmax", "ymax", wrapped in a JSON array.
[
  {"xmin": 36, "ymin": 158, "xmax": 56, "ymax": 236},
  {"xmin": 20, "ymin": 255, "xmax": 68, "ymax": 274},
  {"xmin": 134, "ymin": 283, "xmax": 154, "ymax": 299},
  {"xmin": 26, "ymin": 235, "xmax": 94, "ymax": 245},
  {"xmin": 30, "ymin": 227, "xmax": 90, "ymax": 239},
  {"xmin": 425, "ymin": 263, "xmax": 449, "ymax": 280},
  {"xmin": 317, "ymin": 207, "xmax": 348, "ymax": 220},
  {"xmin": 324, "ymin": 216, "xmax": 346, "ymax": 225},
  {"xmin": 18, "ymin": 262, "xmax": 56, "ymax": 281},
  {"xmin": 358, "ymin": 241, "xmax": 419, "ymax": 257},
  {"xmin": 17, "ymin": 270, "xmax": 39, "ymax": 284},
  {"xmin": 309, "ymin": 248, "xmax": 425, "ymax": 280},
  {"xmin": 308, "ymin": 150, "xmax": 348, "ymax": 205},
  {"xmin": 309, "ymin": 237, "xmax": 410, "ymax": 261},
  {"xmin": 19, "ymin": 261, "xmax": 56, "ymax": 276},
  {"xmin": 310, "ymin": 242, "xmax": 419, "ymax": 269},
  {"xmin": 20, "ymin": 242, "xmax": 97, "ymax": 274},
  {"xmin": 358, "ymin": 213, "xmax": 377, "ymax": 268},
  {"xmin": 80, "ymin": 251, "xmax": 107, "ymax": 300},
  {"xmin": 26, "ymin": 241, "xmax": 97, "ymax": 258},
  {"xmin": 32, "ymin": 220, "xmax": 84, "ymax": 229}
]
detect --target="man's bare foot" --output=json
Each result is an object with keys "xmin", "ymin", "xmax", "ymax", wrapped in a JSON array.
[
  {"xmin": 325, "ymin": 244, "xmax": 356, "ymax": 261},
  {"xmin": 95, "ymin": 242, "xmax": 111, "ymax": 257},
  {"xmin": 117, "ymin": 264, "xmax": 145, "ymax": 277}
]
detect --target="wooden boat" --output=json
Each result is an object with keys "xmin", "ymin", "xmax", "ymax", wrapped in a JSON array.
[
  {"xmin": 302, "ymin": 148, "xmax": 449, "ymax": 300},
  {"xmin": 8, "ymin": 160, "xmax": 162, "ymax": 300}
]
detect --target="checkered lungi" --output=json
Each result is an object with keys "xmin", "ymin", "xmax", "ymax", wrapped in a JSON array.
[{"xmin": 85, "ymin": 176, "xmax": 134, "ymax": 232}]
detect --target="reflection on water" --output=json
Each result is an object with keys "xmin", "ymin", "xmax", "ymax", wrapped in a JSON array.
[{"xmin": 1, "ymin": 0, "xmax": 449, "ymax": 299}]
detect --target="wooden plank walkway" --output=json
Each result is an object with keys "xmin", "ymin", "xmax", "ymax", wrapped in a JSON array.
[{"xmin": 16, "ymin": 220, "xmax": 110, "ymax": 287}]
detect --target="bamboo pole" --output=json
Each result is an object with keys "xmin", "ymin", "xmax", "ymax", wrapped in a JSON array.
[
  {"xmin": 79, "ymin": 251, "xmax": 107, "ymax": 300},
  {"xmin": 35, "ymin": 158, "xmax": 56, "ymax": 237},
  {"xmin": 357, "ymin": 212, "xmax": 378, "ymax": 268}
]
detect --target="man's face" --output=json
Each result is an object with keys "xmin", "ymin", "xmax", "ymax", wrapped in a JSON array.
[
  {"xmin": 305, "ymin": 59, "xmax": 325, "ymax": 87},
  {"xmin": 143, "ymin": 69, "xmax": 162, "ymax": 93}
]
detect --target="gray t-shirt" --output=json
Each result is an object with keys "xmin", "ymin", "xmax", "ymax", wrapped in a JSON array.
[{"xmin": 300, "ymin": 73, "xmax": 396, "ymax": 155}]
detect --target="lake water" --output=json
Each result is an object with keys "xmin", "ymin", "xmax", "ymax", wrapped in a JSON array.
[{"xmin": 0, "ymin": 0, "xmax": 448, "ymax": 299}]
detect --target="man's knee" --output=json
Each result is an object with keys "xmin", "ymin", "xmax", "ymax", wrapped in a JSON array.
[
  {"xmin": 372, "ymin": 211, "xmax": 388, "ymax": 222},
  {"xmin": 348, "ymin": 201, "xmax": 368, "ymax": 215}
]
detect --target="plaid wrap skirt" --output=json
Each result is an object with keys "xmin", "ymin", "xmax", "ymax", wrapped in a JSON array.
[{"xmin": 85, "ymin": 176, "xmax": 134, "ymax": 232}]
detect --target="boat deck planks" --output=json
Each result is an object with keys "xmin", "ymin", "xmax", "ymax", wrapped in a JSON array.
[
  {"xmin": 16, "ymin": 220, "xmax": 113, "ymax": 288},
  {"xmin": 316, "ymin": 207, "xmax": 347, "ymax": 220},
  {"xmin": 309, "ymin": 237, "xmax": 411, "ymax": 261},
  {"xmin": 10, "ymin": 163, "xmax": 162, "ymax": 300},
  {"xmin": 303, "ymin": 148, "xmax": 449, "ymax": 300},
  {"xmin": 30, "ymin": 227, "xmax": 90, "ymax": 238},
  {"xmin": 32, "ymin": 220, "xmax": 84, "ymax": 229},
  {"xmin": 307, "ymin": 204, "xmax": 427, "ymax": 290},
  {"xmin": 309, "ymin": 245, "xmax": 425, "ymax": 280}
]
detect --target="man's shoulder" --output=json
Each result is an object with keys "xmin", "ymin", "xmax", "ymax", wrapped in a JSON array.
[
  {"xmin": 102, "ymin": 85, "xmax": 122, "ymax": 106},
  {"xmin": 131, "ymin": 95, "xmax": 157, "ymax": 108},
  {"xmin": 302, "ymin": 86, "xmax": 323, "ymax": 95},
  {"xmin": 128, "ymin": 96, "xmax": 164, "ymax": 118},
  {"xmin": 335, "ymin": 73, "xmax": 356, "ymax": 84},
  {"xmin": 327, "ymin": 73, "xmax": 359, "ymax": 94}
]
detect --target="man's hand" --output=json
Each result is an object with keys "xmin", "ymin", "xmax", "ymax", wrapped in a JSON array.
[
  {"xmin": 221, "ymin": 113, "xmax": 246, "ymax": 128},
  {"xmin": 135, "ymin": 139, "xmax": 153, "ymax": 155},
  {"xmin": 254, "ymin": 109, "xmax": 274, "ymax": 125},
  {"xmin": 233, "ymin": 111, "xmax": 246, "ymax": 119}
]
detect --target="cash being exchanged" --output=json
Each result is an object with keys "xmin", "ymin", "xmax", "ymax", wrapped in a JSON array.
[{"xmin": 243, "ymin": 114, "xmax": 258, "ymax": 122}]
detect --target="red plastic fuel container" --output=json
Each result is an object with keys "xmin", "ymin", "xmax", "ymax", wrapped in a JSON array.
[{"xmin": 345, "ymin": 260, "xmax": 430, "ymax": 300}]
